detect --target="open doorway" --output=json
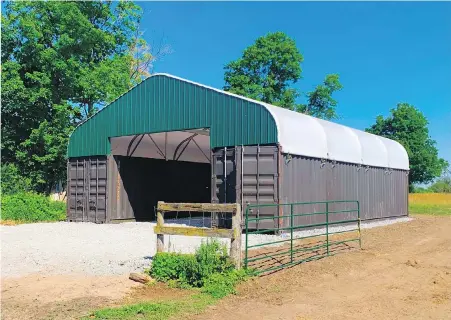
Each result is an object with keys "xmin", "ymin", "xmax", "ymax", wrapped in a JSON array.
[{"xmin": 109, "ymin": 129, "xmax": 211, "ymax": 221}]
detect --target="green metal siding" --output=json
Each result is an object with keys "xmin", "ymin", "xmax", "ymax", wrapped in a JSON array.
[{"xmin": 68, "ymin": 74, "xmax": 278, "ymax": 157}]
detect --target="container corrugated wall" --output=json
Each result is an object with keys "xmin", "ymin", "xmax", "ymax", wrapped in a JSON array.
[
  {"xmin": 67, "ymin": 156, "xmax": 107, "ymax": 223},
  {"xmin": 212, "ymin": 146, "xmax": 280, "ymax": 229},
  {"xmin": 281, "ymin": 155, "xmax": 408, "ymax": 227},
  {"xmin": 68, "ymin": 75, "xmax": 277, "ymax": 157}
]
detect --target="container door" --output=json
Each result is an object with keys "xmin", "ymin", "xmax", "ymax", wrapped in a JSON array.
[
  {"xmin": 211, "ymin": 147, "xmax": 237, "ymax": 204},
  {"xmin": 67, "ymin": 157, "xmax": 107, "ymax": 223},
  {"xmin": 211, "ymin": 145, "xmax": 279, "ymax": 230},
  {"xmin": 87, "ymin": 157, "xmax": 108, "ymax": 223},
  {"xmin": 67, "ymin": 158, "xmax": 87, "ymax": 222},
  {"xmin": 211, "ymin": 147, "xmax": 237, "ymax": 228},
  {"xmin": 239, "ymin": 146, "xmax": 279, "ymax": 230}
]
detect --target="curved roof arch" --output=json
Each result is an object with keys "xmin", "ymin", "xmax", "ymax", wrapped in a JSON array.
[
  {"xmin": 264, "ymin": 102, "xmax": 408, "ymax": 170},
  {"xmin": 68, "ymin": 73, "xmax": 409, "ymax": 170}
]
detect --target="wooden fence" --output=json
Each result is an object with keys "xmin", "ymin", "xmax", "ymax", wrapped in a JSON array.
[{"xmin": 154, "ymin": 201, "xmax": 242, "ymax": 268}]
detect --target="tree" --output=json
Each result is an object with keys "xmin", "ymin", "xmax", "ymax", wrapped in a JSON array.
[
  {"xmin": 128, "ymin": 23, "xmax": 172, "ymax": 86},
  {"xmin": 1, "ymin": 1, "xmax": 151, "ymax": 193},
  {"xmin": 1, "ymin": 164, "xmax": 32, "ymax": 195},
  {"xmin": 429, "ymin": 177, "xmax": 451, "ymax": 193},
  {"xmin": 224, "ymin": 32, "xmax": 303, "ymax": 110},
  {"xmin": 223, "ymin": 32, "xmax": 343, "ymax": 119},
  {"xmin": 15, "ymin": 105, "xmax": 73, "ymax": 194},
  {"xmin": 298, "ymin": 74, "xmax": 343, "ymax": 120},
  {"xmin": 429, "ymin": 167, "xmax": 451, "ymax": 193},
  {"xmin": 366, "ymin": 103, "xmax": 448, "ymax": 186}
]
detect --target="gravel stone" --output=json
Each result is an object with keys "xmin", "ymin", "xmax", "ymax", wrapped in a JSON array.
[{"xmin": 1, "ymin": 217, "xmax": 411, "ymax": 278}]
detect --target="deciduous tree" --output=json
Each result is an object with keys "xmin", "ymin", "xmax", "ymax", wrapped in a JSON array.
[
  {"xmin": 366, "ymin": 103, "xmax": 448, "ymax": 186},
  {"xmin": 224, "ymin": 32, "xmax": 343, "ymax": 119},
  {"xmin": 1, "ymin": 1, "xmax": 154, "ymax": 193}
]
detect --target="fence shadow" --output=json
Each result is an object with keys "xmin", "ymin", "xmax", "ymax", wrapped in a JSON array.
[{"xmin": 246, "ymin": 237, "xmax": 359, "ymax": 276}]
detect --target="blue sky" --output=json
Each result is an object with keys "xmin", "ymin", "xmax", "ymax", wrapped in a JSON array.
[{"xmin": 138, "ymin": 1, "xmax": 451, "ymax": 165}]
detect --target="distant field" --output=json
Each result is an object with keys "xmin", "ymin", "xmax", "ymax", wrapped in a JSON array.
[{"xmin": 409, "ymin": 193, "xmax": 451, "ymax": 215}]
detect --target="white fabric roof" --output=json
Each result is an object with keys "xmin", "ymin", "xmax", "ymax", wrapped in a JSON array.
[
  {"xmin": 146, "ymin": 74, "xmax": 410, "ymax": 170},
  {"xmin": 263, "ymin": 103, "xmax": 409, "ymax": 170}
]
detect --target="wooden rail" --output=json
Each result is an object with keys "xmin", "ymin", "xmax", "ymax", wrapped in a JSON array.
[{"xmin": 155, "ymin": 201, "xmax": 242, "ymax": 268}]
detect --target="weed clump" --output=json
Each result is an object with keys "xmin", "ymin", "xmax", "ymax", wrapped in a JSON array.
[{"xmin": 149, "ymin": 240, "xmax": 250, "ymax": 298}]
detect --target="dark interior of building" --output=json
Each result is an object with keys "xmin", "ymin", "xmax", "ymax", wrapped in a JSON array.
[{"xmin": 116, "ymin": 156, "xmax": 211, "ymax": 221}]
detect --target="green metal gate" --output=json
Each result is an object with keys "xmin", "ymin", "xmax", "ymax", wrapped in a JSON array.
[{"xmin": 244, "ymin": 200, "xmax": 361, "ymax": 274}]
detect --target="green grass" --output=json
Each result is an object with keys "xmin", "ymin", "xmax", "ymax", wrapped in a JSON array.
[
  {"xmin": 409, "ymin": 193, "xmax": 451, "ymax": 215},
  {"xmin": 83, "ymin": 293, "xmax": 217, "ymax": 320},
  {"xmin": 408, "ymin": 193, "xmax": 451, "ymax": 216},
  {"xmin": 409, "ymin": 203, "xmax": 451, "ymax": 215}
]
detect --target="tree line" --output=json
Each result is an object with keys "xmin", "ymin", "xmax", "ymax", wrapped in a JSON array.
[{"xmin": 1, "ymin": 2, "xmax": 448, "ymax": 195}]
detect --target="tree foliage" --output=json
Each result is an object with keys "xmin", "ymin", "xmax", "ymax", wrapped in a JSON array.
[
  {"xmin": 223, "ymin": 32, "xmax": 343, "ymax": 119},
  {"xmin": 128, "ymin": 24, "xmax": 172, "ymax": 87},
  {"xmin": 15, "ymin": 105, "xmax": 73, "ymax": 194},
  {"xmin": 1, "ymin": 1, "xmax": 151, "ymax": 194},
  {"xmin": 1, "ymin": 164, "xmax": 32, "ymax": 195},
  {"xmin": 224, "ymin": 32, "xmax": 303, "ymax": 110},
  {"xmin": 298, "ymin": 74, "xmax": 343, "ymax": 120},
  {"xmin": 366, "ymin": 103, "xmax": 448, "ymax": 186},
  {"xmin": 429, "ymin": 176, "xmax": 451, "ymax": 193}
]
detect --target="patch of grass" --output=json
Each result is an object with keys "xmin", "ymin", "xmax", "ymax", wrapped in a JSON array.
[
  {"xmin": 409, "ymin": 193, "xmax": 451, "ymax": 215},
  {"xmin": 105, "ymin": 240, "xmax": 253, "ymax": 319},
  {"xmin": 149, "ymin": 240, "xmax": 236, "ymax": 289},
  {"xmin": 409, "ymin": 204, "xmax": 451, "ymax": 215},
  {"xmin": 201, "ymin": 268, "xmax": 248, "ymax": 298},
  {"xmin": 84, "ymin": 293, "xmax": 217, "ymax": 320},
  {"xmin": 1, "ymin": 192, "xmax": 66, "ymax": 223}
]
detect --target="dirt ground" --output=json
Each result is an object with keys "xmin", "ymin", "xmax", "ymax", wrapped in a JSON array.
[
  {"xmin": 1, "ymin": 274, "xmax": 140, "ymax": 320},
  {"xmin": 193, "ymin": 215, "xmax": 451, "ymax": 320},
  {"xmin": 1, "ymin": 215, "xmax": 450, "ymax": 320}
]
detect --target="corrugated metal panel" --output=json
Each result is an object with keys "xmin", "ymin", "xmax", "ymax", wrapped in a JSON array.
[
  {"xmin": 212, "ymin": 146, "xmax": 279, "ymax": 229},
  {"xmin": 281, "ymin": 156, "xmax": 328, "ymax": 227},
  {"xmin": 67, "ymin": 156, "xmax": 107, "ymax": 223},
  {"xmin": 211, "ymin": 147, "xmax": 237, "ymax": 205},
  {"xmin": 240, "ymin": 146, "xmax": 279, "ymax": 229},
  {"xmin": 327, "ymin": 161, "xmax": 360, "ymax": 222},
  {"xmin": 281, "ymin": 155, "xmax": 409, "ymax": 227},
  {"xmin": 68, "ymin": 75, "xmax": 277, "ymax": 157},
  {"xmin": 67, "ymin": 158, "xmax": 86, "ymax": 222}
]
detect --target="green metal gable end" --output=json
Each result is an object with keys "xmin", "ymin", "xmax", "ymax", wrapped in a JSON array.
[{"xmin": 67, "ymin": 74, "xmax": 278, "ymax": 157}]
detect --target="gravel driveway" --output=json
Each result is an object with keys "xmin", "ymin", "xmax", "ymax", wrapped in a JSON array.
[{"xmin": 1, "ymin": 217, "xmax": 411, "ymax": 278}]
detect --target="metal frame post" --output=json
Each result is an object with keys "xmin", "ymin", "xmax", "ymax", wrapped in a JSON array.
[
  {"xmin": 326, "ymin": 202, "xmax": 329, "ymax": 256},
  {"xmin": 357, "ymin": 201, "xmax": 361, "ymax": 249},
  {"xmin": 290, "ymin": 204, "xmax": 294, "ymax": 263},
  {"xmin": 245, "ymin": 206, "xmax": 249, "ymax": 269}
]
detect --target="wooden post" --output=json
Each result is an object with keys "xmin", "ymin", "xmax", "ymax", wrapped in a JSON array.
[
  {"xmin": 230, "ymin": 203, "xmax": 242, "ymax": 269},
  {"xmin": 156, "ymin": 204, "xmax": 165, "ymax": 253},
  {"xmin": 155, "ymin": 201, "xmax": 242, "ymax": 268}
]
